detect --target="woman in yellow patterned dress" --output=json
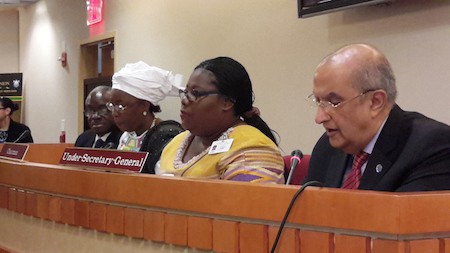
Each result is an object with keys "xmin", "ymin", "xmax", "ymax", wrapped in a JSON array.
[{"xmin": 159, "ymin": 57, "xmax": 284, "ymax": 183}]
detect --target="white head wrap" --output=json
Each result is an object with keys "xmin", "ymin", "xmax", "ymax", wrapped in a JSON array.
[{"xmin": 112, "ymin": 61, "xmax": 184, "ymax": 105}]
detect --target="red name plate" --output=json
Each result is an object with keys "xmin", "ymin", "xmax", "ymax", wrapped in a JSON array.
[
  {"xmin": 0, "ymin": 143, "xmax": 29, "ymax": 160},
  {"xmin": 59, "ymin": 147, "xmax": 148, "ymax": 172}
]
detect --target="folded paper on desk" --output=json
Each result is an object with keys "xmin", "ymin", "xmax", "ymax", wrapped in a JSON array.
[{"xmin": 59, "ymin": 147, "xmax": 148, "ymax": 173}]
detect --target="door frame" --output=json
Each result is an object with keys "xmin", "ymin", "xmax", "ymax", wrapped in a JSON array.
[{"xmin": 78, "ymin": 32, "xmax": 116, "ymax": 133}]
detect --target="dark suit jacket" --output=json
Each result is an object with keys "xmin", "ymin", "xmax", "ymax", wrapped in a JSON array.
[
  {"xmin": 303, "ymin": 105, "xmax": 450, "ymax": 192},
  {"xmin": 74, "ymin": 128, "xmax": 122, "ymax": 149},
  {"xmin": 139, "ymin": 120, "xmax": 183, "ymax": 174},
  {"xmin": 5, "ymin": 120, "xmax": 33, "ymax": 143}
]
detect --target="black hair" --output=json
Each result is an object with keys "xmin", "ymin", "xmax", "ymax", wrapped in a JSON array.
[
  {"xmin": 0, "ymin": 97, "xmax": 19, "ymax": 116},
  {"xmin": 194, "ymin": 57, "xmax": 278, "ymax": 144},
  {"xmin": 150, "ymin": 104, "xmax": 161, "ymax": 113}
]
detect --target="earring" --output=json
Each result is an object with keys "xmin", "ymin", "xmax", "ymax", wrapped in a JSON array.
[{"xmin": 143, "ymin": 111, "xmax": 148, "ymax": 116}]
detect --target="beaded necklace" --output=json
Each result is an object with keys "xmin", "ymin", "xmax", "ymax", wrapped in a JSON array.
[{"xmin": 173, "ymin": 126, "xmax": 234, "ymax": 169}]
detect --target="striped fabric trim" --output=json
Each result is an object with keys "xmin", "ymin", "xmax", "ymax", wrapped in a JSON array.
[{"xmin": 220, "ymin": 147, "xmax": 285, "ymax": 184}]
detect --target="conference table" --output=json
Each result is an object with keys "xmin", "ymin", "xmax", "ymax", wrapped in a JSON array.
[{"xmin": 0, "ymin": 144, "xmax": 449, "ymax": 253}]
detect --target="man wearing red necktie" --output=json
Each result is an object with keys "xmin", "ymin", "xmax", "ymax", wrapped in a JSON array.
[{"xmin": 303, "ymin": 44, "xmax": 450, "ymax": 192}]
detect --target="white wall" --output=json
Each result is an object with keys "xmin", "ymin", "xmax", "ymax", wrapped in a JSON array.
[
  {"xmin": 0, "ymin": 10, "xmax": 19, "ymax": 73},
  {"xmin": 18, "ymin": 0, "xmax": 88, "ymax": 143},
  {"xmin": 13, "ymin": 0, "xmax": 450, "ymax": 154}
]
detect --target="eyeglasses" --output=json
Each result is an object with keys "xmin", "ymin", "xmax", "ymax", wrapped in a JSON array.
[
  {"xmin": 0, "ymin": 108, "xmax": 5, "ymax": 110},
  {"xmin": 178, "ymin": 89, "xmax": 222, "ymax": 102},
  {"xmin": 307, "ymin": 89, "xmax": 376, "ymax": 110},
  {"xmin": 106, "ymin": 102, "xmax": 128, "ymax": 113},
  {"xmin": 84, "ymin": 107, "xmax": 110, "ymax": 118}
]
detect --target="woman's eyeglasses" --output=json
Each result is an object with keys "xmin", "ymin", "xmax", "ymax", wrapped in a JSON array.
[
  {"xmin": 106, "ymin": 102, "xmax": 127, "ymax": 113},
  {"xmin": 178, "ymin": 89, "xmax": 222, "ymax": 102}
]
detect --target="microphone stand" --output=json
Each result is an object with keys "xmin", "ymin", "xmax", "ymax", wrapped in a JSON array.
[{"xmin": 286, "ymin": 156, "xmax": 301, "ymax": 185}]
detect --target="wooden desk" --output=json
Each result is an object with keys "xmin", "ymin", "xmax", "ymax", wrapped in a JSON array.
[
  {"xmin": 0, "ymin": 144, "xmax": 450, "ymax": 253},
  {"xmin": 0, "ymin": 143, "xmax": 73, "ymax": 165}
]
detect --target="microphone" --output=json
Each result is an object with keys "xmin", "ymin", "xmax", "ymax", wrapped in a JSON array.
[
  {"xmin": 102, "ymin": 142, "xmax": 115, "ymax": 149},
  {"xmin": 13, "ymin": 129, "xmax": 31, "ymax": 143},
  {"xmin": 286, "ymin": 149, "xmax": 303, "ymax": 185}
]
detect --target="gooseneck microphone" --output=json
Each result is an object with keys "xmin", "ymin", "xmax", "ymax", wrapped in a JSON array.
[
  {"xmin": 270, "ymin": 180, "xmax": 323, "ymax": 253},
  {"xmin": 13, "ymin": 129, "xmax": 31, "ymax": 143},
  {"xmin": 102, "ymin": 142, "xmax": 115, "ymax": 149},
  {"xmin": 286, "ymin": 149, "xmax": 303, "ymax": 185}
]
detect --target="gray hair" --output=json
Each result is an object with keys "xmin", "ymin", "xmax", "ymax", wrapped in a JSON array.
[
  {"xmin": 322, "ymin": 44, "xmax": 398, "ymax": 104},
  {"xmin": 351, "ymin": 53, "xmax": 397, "ymax": 103}
]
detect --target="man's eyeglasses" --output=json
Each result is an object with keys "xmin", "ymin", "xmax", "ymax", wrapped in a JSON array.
[
  {"xmin": 307, "ymin": 89, "xmax": 376, "ymax": 110},
  {"xmin": 106, "ymin": 102, "xmax": 128, "ymax": 113},
  {"xmin": 84, "ymin": 107, "xmax": 110, "ymax": 118},
  {"xmin": 178, "ymin": 89, "xmax": 222, "ymax": 102}
]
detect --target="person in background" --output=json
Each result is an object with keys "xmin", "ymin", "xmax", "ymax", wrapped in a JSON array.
[
  {"xmin": 0, "ymin": 97, "xmax": 33, "ymax": 143},
  {"xmin": 303, "ymin": 43, "xmax": 450, "ymax": 191},
  {"xmin": 109, "ymin": 61, "xmax": 184, "ymax": 173},
  {"xmin": 75, "ymin": 86, "xmax": 122, "ymax": 149},
  {"xmin": 158, "ymin": 57, "xmax": 285, "ymax": 183}
]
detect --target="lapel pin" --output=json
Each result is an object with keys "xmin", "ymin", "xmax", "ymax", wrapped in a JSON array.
[{"xmin": 375, "ymin": 164, "xmax": 383, "ymax": 173}]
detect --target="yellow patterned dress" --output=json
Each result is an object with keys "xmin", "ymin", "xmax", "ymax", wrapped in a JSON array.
[{"xmin": 159, "ymin": 125, "xmax": 285, "ymax": 183}]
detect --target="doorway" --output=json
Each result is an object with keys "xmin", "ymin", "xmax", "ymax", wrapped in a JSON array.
[{"xmin": 79, "ymin": 33, "xmax": 115, "ymax": 132}]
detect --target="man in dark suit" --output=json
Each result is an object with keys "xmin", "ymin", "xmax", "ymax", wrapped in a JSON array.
[
  {"xmin": 303, "ymin": 44, "xmax": 450, "ymax": 192},
  {"xmin": 75, "ymin": 86, "xmax": 122, "ymax": 149}
]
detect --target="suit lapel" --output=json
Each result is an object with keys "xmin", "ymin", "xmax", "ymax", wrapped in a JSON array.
[
  {"xmin": 325, "ymin": 152, "xmax": 350, "ymax": 187},
  {"xmin": 359, "ymin": 105, "xmax": 405, "ymax": 190},
  {"xmin": 88, "ymin": 134, "xmax": 96, "ymax": 148}
]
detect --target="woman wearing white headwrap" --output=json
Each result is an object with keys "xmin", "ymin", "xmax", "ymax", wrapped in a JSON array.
[{"xmin": 107, "ymin": 61, "xmax": 184, "ymax": 173}]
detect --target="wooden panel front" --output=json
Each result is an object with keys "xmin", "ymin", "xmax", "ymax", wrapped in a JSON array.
[{"xmin": 2, "ymin": 144, "xmax": 450, "ymax": 253}]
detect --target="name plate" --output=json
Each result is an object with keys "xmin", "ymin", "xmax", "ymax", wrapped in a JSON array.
[
  {"xmin": 59, "ymin": 147, "xmax": 148, "ymax": 172},
  {"xmin": 0, "ymin": 143, "xmax": 29, "ymax": 161}
]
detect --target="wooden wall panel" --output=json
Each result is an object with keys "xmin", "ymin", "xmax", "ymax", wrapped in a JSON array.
[
  {"xmin": 212, "ymin": 219, "xmax": 239, "ymax": 253},
  {"xmin": 408, "ymin": 239, "xmax": 440, "ymax": 253},
  {"xmin": 89, "ymin": 202, "xmax": 106, "ymax": 232},
  {"xmin": 372, "ymin": 239, "xmax": 406, "ymax": 253},
  {"xmin": 25, "ymin": 191, "xmax": 37, "ymax": 216},
  {"xmin": 187, "ymin": 216, "xmax": 212, "ymax": 250},
  {"xmin": 143, "ymin": 210, "xmax": 165, "ymax": 242},
  {"xmin": 106, "ymin": 205, "xmax": 124, "ymax": 235},
  {"xmin": 48, "ymin": 196, "xmax": 62, "ymax": 222},
  {"xmin": 268, "ymin": 226, "xmax": 299, "ymax": 253},
  {"xmin": 164, "ymin": 213, "xmax": 188, "ymax": 246},
  {"xmin": 60, "ymin": 198, "xmax": 75, "ymax": 225},
  {"xmin": 239, "ymin": 223, "xmax": 268, "ymax": 253},
  {"xmin": 334, "ymin": 234, "xmax": 369, "ymax": 253},
  {"xmin": 299, "ymin": 230, "xmax": 332, "ymax": 253},
  {"xmin": 124, "ymin": 207, "xmax": 144, "ymax": 238},
  {"xmin": 35, "ymin": 193, "xmax": 49, "ymax": 220},
  {"xmin": 0, "ymin": 186, "xmax": 7, "ymax": 209},
  {"xmin": 15, "ymin": 190, "xmax": 25, "ymax": 214},
  {"xmin": 443, "ymin": 238, "xmax": 450, "ymax": 253},
  {"xmin": 7, "ymin": 188, "xmax": 16, "ymax": 211},
  {"xmin": 74, "ymin": 200, "xmax": 90, "ymax": 228}
]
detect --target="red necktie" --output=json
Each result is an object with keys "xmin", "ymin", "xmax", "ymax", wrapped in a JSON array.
[{"xmin": 342, "ymin": 152, "xmax": 369, "ymax": 189}]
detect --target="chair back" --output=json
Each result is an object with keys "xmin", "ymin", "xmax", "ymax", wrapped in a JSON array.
[{"xmin": 283, "ymin": 154, "xmax": 310, "ymax": 185}]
